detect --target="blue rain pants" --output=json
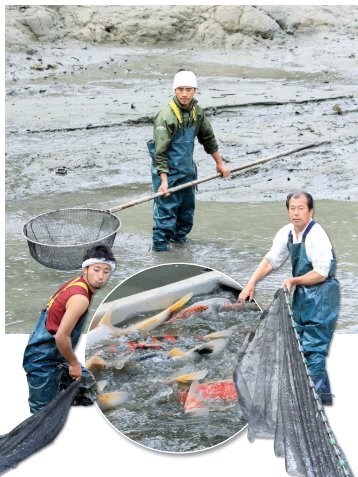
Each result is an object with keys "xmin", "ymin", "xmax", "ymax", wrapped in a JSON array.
[
  {"xmin": 287, "ymin": 220, "xmax": 340, "ymax": 403},
  {"xmin": 23, "ymin": 310, "xmax": 90, "ymax": 413},
  {"xmin": 148, "ymin": 125, "xmax": 197, "ymax": 251}
]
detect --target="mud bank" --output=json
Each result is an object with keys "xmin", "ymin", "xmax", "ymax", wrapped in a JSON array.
[{"xmin": 5, "ymin": 5, "xmax": 358, "ymax": 49}]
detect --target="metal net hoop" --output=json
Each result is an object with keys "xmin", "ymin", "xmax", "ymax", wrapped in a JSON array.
[{"xmin": 23, "ymin": 208, "xmax": 120, "ymax": 270}]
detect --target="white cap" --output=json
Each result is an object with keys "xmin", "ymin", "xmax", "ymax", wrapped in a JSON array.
[{"xmin": 172, "ymin": 70, "xmax": 198, "ymax": 90}]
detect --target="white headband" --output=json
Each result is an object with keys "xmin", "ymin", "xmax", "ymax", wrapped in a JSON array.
[
  {"xmin": 172, "ymin": 71, "xmax": 197, "ymax": 90},
  {"xmin": 82, "ymin": 258, "xmax": 116, "ymax": 273}
]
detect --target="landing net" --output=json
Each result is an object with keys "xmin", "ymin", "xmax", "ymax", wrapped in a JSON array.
[
  {"xmin": 234, "ymin": 288, "xmax": 353, "ymax": 477},
  {"xmin": 23, "ymin": 208, "xmax": 120, "ymax": 270},
  {"xmin": 0, "ymin": 381, "xmax": 80, "ymax": 475}
]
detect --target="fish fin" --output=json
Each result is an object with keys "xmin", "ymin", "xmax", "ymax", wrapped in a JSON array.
[
  {"xmin": 171, "ymin": 369, "xmax": 208, "ymax": 383},
  {"xmin": 167, "ymin": 292, "xmax": 193, "ymax": 314},
  {"xmin": 96, "ymin": 380, "xmax": 108, "ymax": 392},
  {"xmin": 184, "ymin": 380, "xmax": 204, "ymax": 411},
  {"xmin": 169, "ymin": 348, "xmax": 187, "ymax": 358},
  {"xmin": 97, "ymin": 391, "xmax": 129, "ymax": 411},
  {"xmin": 195, "ymin": 338, "xmax": 227, "ymax": 355}
]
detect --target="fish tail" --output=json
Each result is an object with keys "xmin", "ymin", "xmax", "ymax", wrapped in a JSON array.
[
  {"xmin": 97, "ymin": 391, "xmax": 129, "ymax": 411},
  {"xmin": 167, "ymin": 293, "xmax": 193, "ymax": 314},
  {"xmin": 196, "ymin": 338, "xmax": 227, "ymax": 355},
  {"xmin": 169, "ymin": 348, "xmax": 187, "ymax": 358},
  {"xmin": 172, "ymin": 369, "xmax": 208, "ymax": 383}
]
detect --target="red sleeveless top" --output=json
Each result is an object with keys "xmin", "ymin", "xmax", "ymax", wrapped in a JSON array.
[{"xmin": 45, "ymin": 276, "xmax": 93, "ymax": 334}]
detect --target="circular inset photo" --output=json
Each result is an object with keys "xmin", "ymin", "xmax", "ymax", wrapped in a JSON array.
[{"xmin": 85, "ymin": 263, "xmax": 262, "ymax": 453}]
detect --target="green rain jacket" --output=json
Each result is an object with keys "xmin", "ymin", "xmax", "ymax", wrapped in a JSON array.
[{"xmin": 153, "ymin": 96, "xmax": 219, "ymax": 175}]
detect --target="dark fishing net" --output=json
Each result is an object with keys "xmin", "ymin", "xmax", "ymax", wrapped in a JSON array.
[
  {"xmin": 234, "ymin": 288, "xmax": 353, "ymax": 477},
  {"xmin": 0, "ymin": 381, "xmax": 80, "ymax": 475},
  {"xmin": 23, "ymin": 208, "xmax": 120, "ymax": 270}
]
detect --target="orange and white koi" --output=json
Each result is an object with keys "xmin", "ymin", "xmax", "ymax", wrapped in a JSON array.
[
  {"xmin": 165, "ymin": 304, "xmax": 209, "ymax": 323},
  {"xmin": 203, "ymin": 325, "xmax": 237, "ymax": 340},
  {"xmin": 168, "ymin": 338, "xmax": 227, "ymax": 360},
  {"xmin": 97, "ymin": 391, "xmax": 129, "ymax": 412},
  {"xmin": 168, "ymin": 369, "xmax": 208, "ymax": 384},
  {"xmin": 86, "ymin": 293, "xmax": 192, "ymax": 346}
]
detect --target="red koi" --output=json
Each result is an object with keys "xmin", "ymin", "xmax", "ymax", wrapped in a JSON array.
[
  {"xmin": 178, "ymin": 380, "xmax": 238, "ymax": 406},
  {"xmin": 152, "ymin": 335, "xmax": 178, "ymax": 342},
  {"xmin": 127, "ymin": 341, "xmax": 164, "ymax": 351},
  {"xmin": 166, "ymin": 305, "xmax": 209, "ymax": 323}
]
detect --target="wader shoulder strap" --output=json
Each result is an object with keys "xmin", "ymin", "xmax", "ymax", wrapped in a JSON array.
[
  {"xmin": 287, "ymin": 220, "xmax": 316, "ymax": 245},
  {"xmin": 169, "ymin": 100, "xmax": 183, "ymax": 126},
  {"xmin": 47, "ymin": 278, "xmax": 89, "ymax": 310},
  {"xmin": 302, "ymin": 220, "xmax": 316, "ymax": 242},
  {"xmin": 169, "ymin": 100, "xmax": 197, "ymax": 127}
]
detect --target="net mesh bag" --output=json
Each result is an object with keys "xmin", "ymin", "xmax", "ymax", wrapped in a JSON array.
[
  {"xmin": 23, "ymin": 208, "xmax": 120, "ymax": 270},
  {"xmin": 234, "ymin": 288, "xmax": 354, "ymax": 477},
  {"xmin": 0, "ymin": 381, "xmax": 80, "ymax": 475}
]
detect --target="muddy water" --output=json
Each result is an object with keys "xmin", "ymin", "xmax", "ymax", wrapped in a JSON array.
[{"xmin": 5, "ymin": 188, "xmax": 357, "ymax": 332}]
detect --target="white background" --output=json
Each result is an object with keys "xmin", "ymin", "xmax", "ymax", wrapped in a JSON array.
[{"xmin": 0, "ymin": 333, "xmax": 357, "ymax": 477}]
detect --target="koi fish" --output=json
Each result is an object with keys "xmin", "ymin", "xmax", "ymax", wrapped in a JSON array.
[
  {"xmin": 85, "ymin": 355, "xmax": 107, "ymax": 371},
  {"xmin": 126, "ymin": 341, "xmax": 165, "ymax": 351},
  {"xmin": 183, "ymin": 380, "xmax": 209, "ymax": 416},
  {"xmin": 86, "ymin": 293, "xmax": 192, "ymax": 346},
  {"xmin": 203, "ymin": 325, "xmax": 237, "ymax": 340},
  {"xmin": 168, "ymin": 369, "xmax": 208, "ymax": 384},
  {"xmin": 165, "ymin": 304, "xmax": 209, "ymax": 323},
  {"xmin": 109, "ymin": 335, "xmax": 178, "ymax": 352},
  {"xmin": 85, "ymin": 353, "xmax": 133, "ymax": 371},
  {"xmin": 96, "ymin": 380, "xmax": 129, "ymax": 412},
  {"xmin": 168, "ymin": 338, "xmax": 227, "ymax": 360},
  {"xmin": 178, "ymin": 380, "xmax": 238, "ymax": 406},
  {"xmin": 97, "ymin": 391, "xmax": 129, "ymax": 412},
  {"xmin": 152, "ymin": 335, "xmax": 178, "ymax": 342}
]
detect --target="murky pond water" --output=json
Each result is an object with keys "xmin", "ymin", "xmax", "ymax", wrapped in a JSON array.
[{"xmin": 5, "ymin": 188, "xmax": 358, "ymax": 333}]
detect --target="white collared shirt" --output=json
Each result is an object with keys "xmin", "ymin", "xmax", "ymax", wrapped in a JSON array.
[{"xmin": 265, "ymin": 220, "xmax": 334, "ymax": 277}]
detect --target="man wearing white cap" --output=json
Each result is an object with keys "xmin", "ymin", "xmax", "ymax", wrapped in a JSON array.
[
  {"xmin": 148, "ymin": 69, "xmax": 230, "ymax": 251},
  {"xmin": 23, "ymin": 244, "xmax": 116, "ymax": 413}
]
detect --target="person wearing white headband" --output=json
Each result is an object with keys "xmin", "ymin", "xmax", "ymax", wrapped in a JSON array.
[
  {"xmin": 148, "ymin": 69, "xmax": 230, "ymax": 252},
  {"xmin": 23, "ymin": 244, "xmax": 115, "ymax": 413}
]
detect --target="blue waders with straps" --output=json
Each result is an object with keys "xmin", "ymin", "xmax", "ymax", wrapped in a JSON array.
[
  {"xmin": 148, "ymin": 101, "xmax": 197, "ymax": 251},
  {"xmin": 23, "ymin": 280, "xmax": 92, "ymax": 413},
  {"xmin": 287, "ymin": 220, "xmax": 340, "ymax": 404}
]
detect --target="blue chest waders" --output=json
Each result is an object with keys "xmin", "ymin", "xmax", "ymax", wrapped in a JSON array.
[
  {"xmin": 287, "ymin": 220, "xmax": 340, "ymax": 404},
  {"xmin": 148, "ymin": 107, "xmax": 197, "ymax": 251},
  {"xmin": 23, "ymin": 281, "xmax": 91, "ymax": 413}
]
